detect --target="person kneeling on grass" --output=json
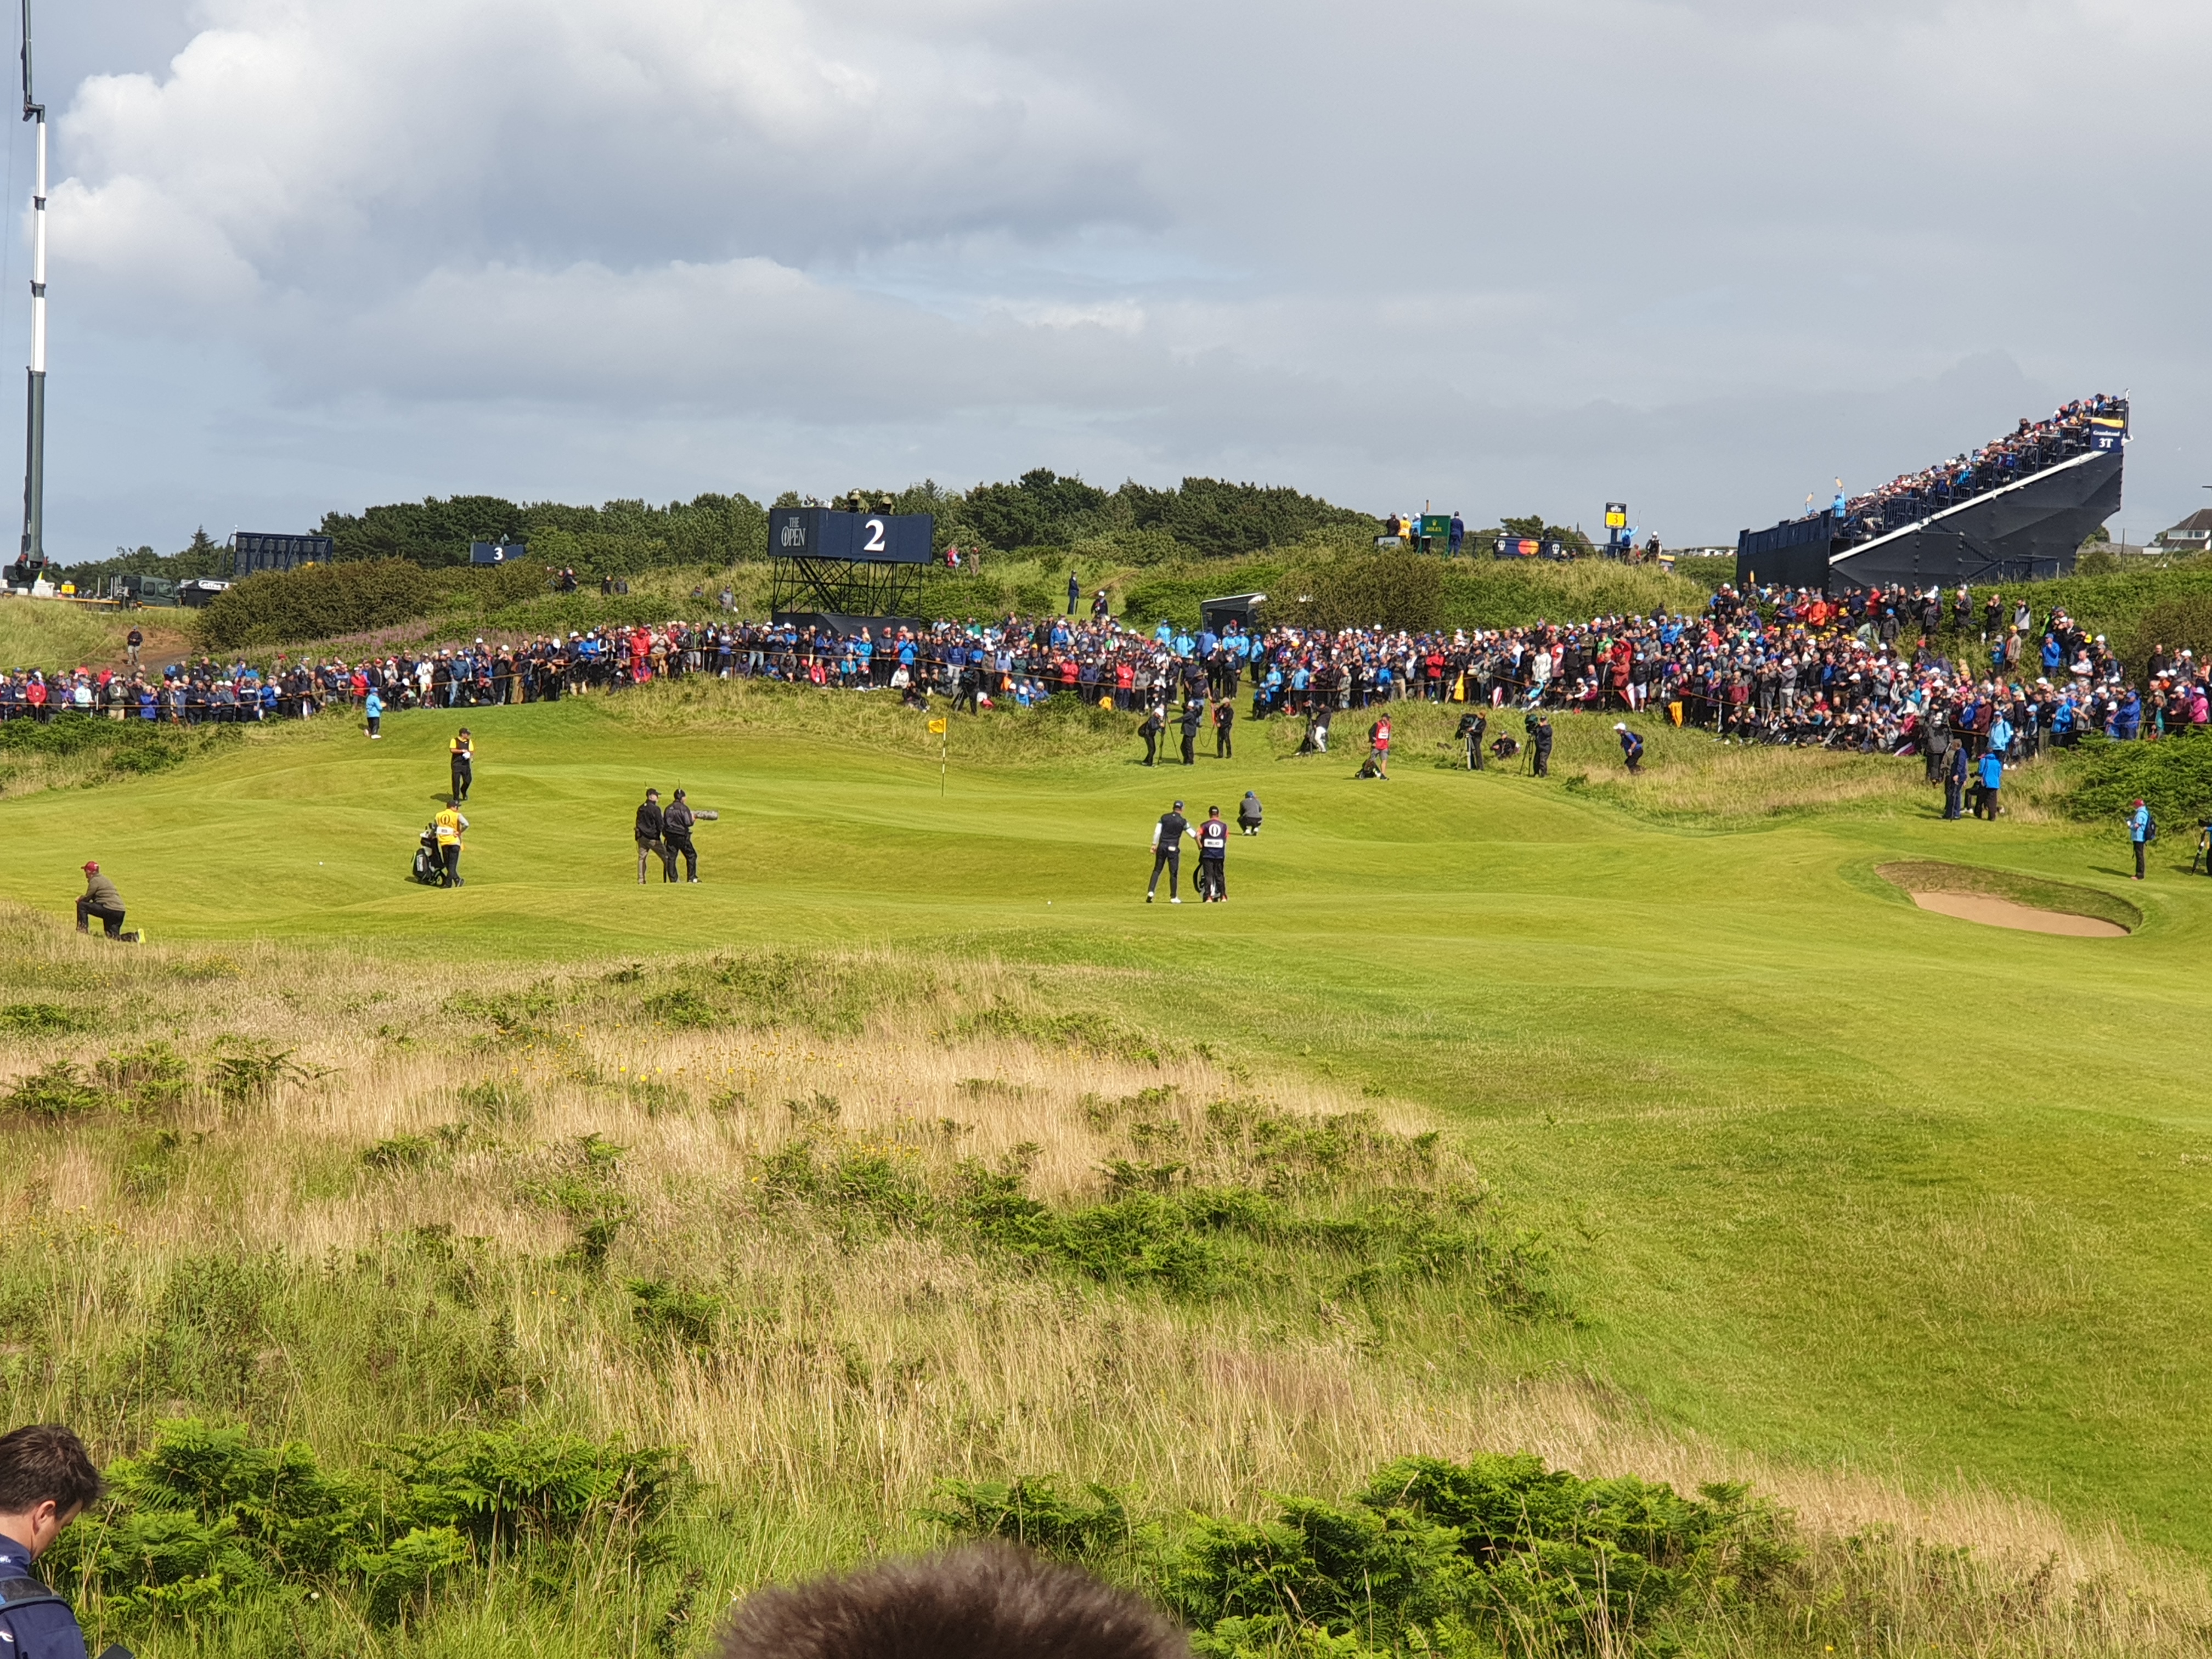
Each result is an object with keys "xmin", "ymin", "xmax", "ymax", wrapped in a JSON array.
[
  {"xmin": 75, "ymin": 861, "xmax": 138, "ymax": 941},
  {"xmin": 718, "ymin": 1541, "xmax": 1189, "ymax": 1659},
  {"xmin": 0, "ymin": 1423, "xmax": 111, "ymax": 1659}
]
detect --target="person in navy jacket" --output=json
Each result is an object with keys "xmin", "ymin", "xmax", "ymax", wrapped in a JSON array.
[{"xmin": 0, "ymin": 1424, "xmax": 109, "ymax": 1659}]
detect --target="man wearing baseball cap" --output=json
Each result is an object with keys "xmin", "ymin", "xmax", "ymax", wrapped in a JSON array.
[
  {"xmin": 75, "ymin": 862, "xmax": 137, "ymax": 941},
  {"xmin": 1147, "ymin": 799, "xmax": 1194, "ymax": 904},
  {"xmin": 1613, "ymin": 721, "xmax": 1645, "ymax": 773}
]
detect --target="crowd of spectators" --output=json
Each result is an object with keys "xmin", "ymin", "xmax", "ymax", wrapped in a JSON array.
[
  {"xmin": 1811, "ymin": 395, "xmax": 2128, "ymax": 545},
  {"xmin": 1, "ymin": 571, "xmax": 2203, "ymax": 776}
]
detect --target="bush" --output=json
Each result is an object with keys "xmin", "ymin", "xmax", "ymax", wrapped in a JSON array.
[
  {"xmin": 1120, "ymin": 563, "xmax": 1288, "ymax": 630},
  {"xmin": 2062, "ymin": 732, "xmax": 2212, "ymax": 830},
  {"xmin": 927, "ymin": 1453, "xmax": 1797, "ymax": 1657},
  {"xmin": 0, "ymin": 1001, "xmax": 87, "ymax": 1034},
  {"xmin": 321, "ymin": 492, "xmax": 766, "ymax": 569},
  {"xmin": 2129, "ymin": 592, "xmax": 2212, "ymax": 674},
  {"xmin": 99, "ymin": 1041, "xmax": 192, "ymax": 1112},
  {"xmin": 383, "ymin": 1428, "xmax": 684, "ymax": 1548},
  {"xmin": 1435, "ymin": 558, "xmax": 1707, "ymax": 629},
  {"xmin": 55, "ymin": 1419, "xmax": 687, "ymax": 1635},
  {"xmin": 359, "ymin": 1524, "xmax": 471, "ymax": 1625},
  {"xmin": 3, "ymin": 1059, "xmax": 112, "ymax": 1120},
  {"xmin": 1279, "ymin": 552, "xmax": 1442, "ymax": 633},
  {"xmin": 628, "ymin": 1278, "xmax": 722, "ymax": 1348},
  {"xmin": 205, "ymin": 1035, "xmax": 326, "ymax": 1105},
  {"xmin": 198, "ymin": 558, "xmax": 438, "ymax": 650},
  {"xmin": 923, "ymin": 1476, "xmax": 1135, "ymax": 1561},
  {"xmin": 641, "ymin": 987, "xmax": 719, "ymax": 1029},
  {"xmin": 755, "ymin": 1099, "xmax": 1560, "ymax": 1318},
  {"xmin": 0, "ymin": 716, "xmax": 209, "ymax": 780}
]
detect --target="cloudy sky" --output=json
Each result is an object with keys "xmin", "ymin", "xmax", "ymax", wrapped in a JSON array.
[{"xmin": 8, "ymin": 0, "xmax": 2208, "ymax": 560}]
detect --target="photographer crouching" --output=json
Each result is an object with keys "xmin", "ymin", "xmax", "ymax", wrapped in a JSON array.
[{"xmin": 75, "ymin": 862, "xmax": 138, "ymax": 942}]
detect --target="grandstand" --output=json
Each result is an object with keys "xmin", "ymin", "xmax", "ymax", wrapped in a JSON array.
[{"xmin": 1736, "ymin": 396, "xmax": 2126, "ymax": 592}]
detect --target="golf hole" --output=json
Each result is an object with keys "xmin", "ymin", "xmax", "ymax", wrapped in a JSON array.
[{"xmin": 1877, "ymin": 861, "xmax": 2134, "ymax": 938}]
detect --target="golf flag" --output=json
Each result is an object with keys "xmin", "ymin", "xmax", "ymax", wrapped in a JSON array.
[{"xmin": 928, "ymin": 718, "xmax": 947, "ymax": 734}]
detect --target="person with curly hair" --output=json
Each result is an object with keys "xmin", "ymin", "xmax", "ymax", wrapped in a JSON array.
[{"xmin": 718, "ymin": 1542, "xmax": 1189, "ymax": 1659}]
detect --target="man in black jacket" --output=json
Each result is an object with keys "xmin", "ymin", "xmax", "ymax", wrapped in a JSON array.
[
  {"xmin": 1212, "ymin": 697, "xmax": 1235, "ymax": 759},
  {"xmin": 1138, "ymin": 704, "xmax": 1164, "ymax": 766},
  {"xmin": 449, "ymin": 728, "xmax": 474, "ymax": 801},
  {"xmin": 1147, "ymin": 799, "xmax": 1194, "ymax": 904},
  {"xmin": 661, "ymin": 789, "xmax": 699, "ymax": 883},
  {"xmin": 635, "ymin": 788, "xmax": 668, "ymax": 884},
  {"xmin": 1456, "ymin": 709, "xmax": 1487, "ymax": 770},
  {"xmin": 1179, "ymin": 699, "xmax": 1203, "ymax": 766},
  {"xmin": 1530, "ymin": 713, "xmax": 1554, "ymax": 777},
  {"xmin": 1196, "ymin": 805, "xmax": 1229, "ymax": 901}
]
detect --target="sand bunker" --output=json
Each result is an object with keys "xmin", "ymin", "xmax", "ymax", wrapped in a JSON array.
[{"xmin": 1908, "ymin": 890, "xmax": 2128, "ymax": 937}]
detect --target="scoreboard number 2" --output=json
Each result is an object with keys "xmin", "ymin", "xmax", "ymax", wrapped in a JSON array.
[{"xmin": 863, "ymin": 518, "xmax": 887, "ymax": 552}]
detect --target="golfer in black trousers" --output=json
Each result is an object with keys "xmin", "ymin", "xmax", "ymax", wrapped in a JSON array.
[
  {"xmin": 449, "ymin": 728, "xmax": 474, "ymax": 801},
  {"xmin": 1147, "ymin": 800, "xmax": 1193, "ymax": 903}
]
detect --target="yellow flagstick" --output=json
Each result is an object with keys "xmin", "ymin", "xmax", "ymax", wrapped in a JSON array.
[{"xmin": 928, "ymin": 716, "xmax": 948, "ymax": 795}]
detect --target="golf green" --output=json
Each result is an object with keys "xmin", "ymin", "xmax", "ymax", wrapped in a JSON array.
[{"xmin": 5, "ymin": 691, "xmax": 2207, "ymax": 1551}]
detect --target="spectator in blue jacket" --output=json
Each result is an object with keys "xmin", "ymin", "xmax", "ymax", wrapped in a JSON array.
[
  {"xmin": 1975, "ymin": 749, "xmax": 2005, "ymax": 820},
  {"xmin": 2129, "ymin": 798, "xmax": 2151, "ymax": 879},
  {"xmin": 1613, "ymin": 721, "xmax": 1645, "ymax": 772}
]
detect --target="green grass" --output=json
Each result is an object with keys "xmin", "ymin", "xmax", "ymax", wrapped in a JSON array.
[
  {"xmin": 0, "ymin": 592, "xmax": 138, "ymax": 664},
  {"xmin": 4, "ymin": 682, "xmax": 2211, "ymax": 1651}
]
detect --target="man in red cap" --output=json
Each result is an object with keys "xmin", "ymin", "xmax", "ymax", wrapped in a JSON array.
[{"xmin": 75, "ymin": 862, "xmax": 136, "ymax": 940}]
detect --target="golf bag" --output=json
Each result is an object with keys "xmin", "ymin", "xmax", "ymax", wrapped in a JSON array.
[{"xmin": 411, "ymin": 825, "xmax": 442, "ymax": 885}]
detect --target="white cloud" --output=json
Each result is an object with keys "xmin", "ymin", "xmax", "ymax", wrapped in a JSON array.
[{"xmin": 55, "ymin": 0, "xmax": 1154, "ymax": 300}]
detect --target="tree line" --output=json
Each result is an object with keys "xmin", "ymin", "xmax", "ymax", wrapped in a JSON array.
[
  {"xmin": 63, "ymin": 472, "xmax": 1393, "ymax": 580},
  {"xmin": 62, "ymin": 472, "xmax": 1626, "ymax": 584}
]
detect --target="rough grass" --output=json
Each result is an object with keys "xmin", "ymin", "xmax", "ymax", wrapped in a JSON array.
[
  {"xmin": 0, "ymin": 717, "xmax": 235, "ymax": 800},
  {"xmin": 0, "ymin": 594, "xmax": 140, "ymax": 667},
  {"xmin": 2, "ymin": 914, "xmax": 2209, "ymax": 1656}
]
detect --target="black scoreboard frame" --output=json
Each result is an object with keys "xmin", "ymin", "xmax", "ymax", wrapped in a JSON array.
[
  {"xmin": 227, "ymin": 531, "xmax": 334, "ymax": 578},
  {"xmin": 766, "ymin": 506, "xmax": 936, "ymax": 619}
]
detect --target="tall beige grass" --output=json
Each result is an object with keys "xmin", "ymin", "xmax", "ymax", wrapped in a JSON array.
[{"xmin": 1, "ymin": 914, "xmax": 2205, "ymax": 1654}]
